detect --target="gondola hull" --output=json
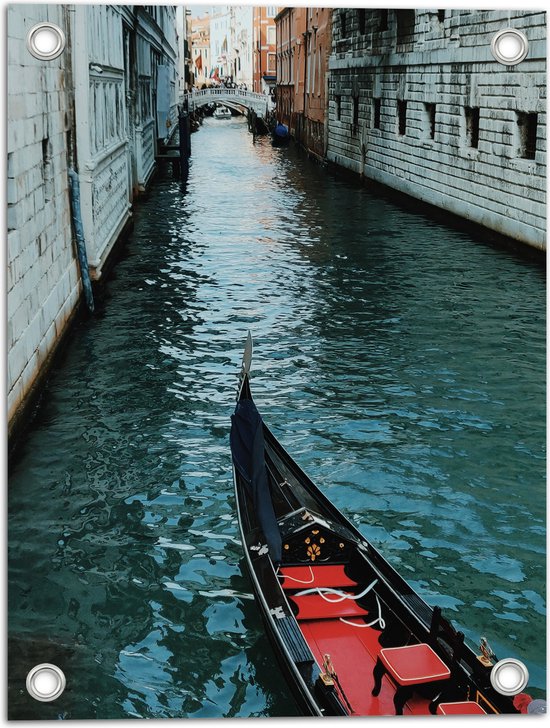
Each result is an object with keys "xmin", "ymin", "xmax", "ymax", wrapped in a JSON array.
[{"xmin": 230, "ymin": 337, "xmax": 520, "ymax": 717}]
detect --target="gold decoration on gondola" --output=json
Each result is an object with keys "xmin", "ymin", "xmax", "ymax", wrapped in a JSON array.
[{"xmin": 307, "ymin": 543, "xmax": 321, "ymax": 561}]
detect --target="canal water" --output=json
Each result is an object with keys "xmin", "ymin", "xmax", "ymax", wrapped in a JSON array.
[{"xmin": 8, "ymin": 115, "xmax": 545, "ymax": 718}]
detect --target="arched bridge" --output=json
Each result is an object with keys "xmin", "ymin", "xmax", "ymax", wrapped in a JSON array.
[{"xmin": 181, "ymin": 88, "xmax": 274, "ymax": 117}]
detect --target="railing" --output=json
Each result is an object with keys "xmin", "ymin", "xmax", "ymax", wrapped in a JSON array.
[{"xmin": 180, "ymin": 88, "xmax": 274, "ymax": 117}]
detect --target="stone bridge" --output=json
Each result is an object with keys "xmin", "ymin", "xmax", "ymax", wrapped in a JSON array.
[{"xmin": 181, "ymin": 88, "xmax": 274, "ymax": 117}]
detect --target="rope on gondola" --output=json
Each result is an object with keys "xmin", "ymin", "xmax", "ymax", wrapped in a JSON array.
[
  {"xmin": 276, "ymin": 565, "xmax": 315, "ymax": 585},
  {"xmin": 340, "ymin": 593, "xmax": 386, "ymax": 630},
  {"xmin": 294, "ymin": 578, "xmax": 378, "ymax": 602}
]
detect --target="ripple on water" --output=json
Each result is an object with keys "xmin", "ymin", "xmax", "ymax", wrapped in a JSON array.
[{"xmin": 8, "ymin": 118, "xmax": 545, "ymax": 717}]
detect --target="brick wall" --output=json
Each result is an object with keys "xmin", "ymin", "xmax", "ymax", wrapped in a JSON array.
[
  {"xmin": 7, "ymin": 4, "xmax": 80, "ymax": 432},
  {"xmin": 327, "ymin": 9, "xmax": 546, "ymax": 250}
]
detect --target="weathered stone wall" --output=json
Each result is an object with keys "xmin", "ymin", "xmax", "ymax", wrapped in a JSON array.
[
  {"xmin": 327, "ymin": 9, "xmax": 546, "ymax": 250},
  {"xmin": 7, "ymin": 4, "xmax": 79, "ymax": 432},
  {"xmin": 7, "ymin": 4, "xmax": 180, "ymax": 441}
]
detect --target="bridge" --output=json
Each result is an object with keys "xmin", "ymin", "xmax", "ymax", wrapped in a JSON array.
[{"xmin": 181, "ymin": 88, "xmax": 274, "ymax": 117}]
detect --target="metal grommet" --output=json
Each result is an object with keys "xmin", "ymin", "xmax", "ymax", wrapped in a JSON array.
[
  {"xmin": 26, "ymin": 664, "xmax": 66, "ymax": 702},
  {"xmin": 491, "ymin": 28, "xmax": 529, "ymax": 66},
  {"xmin": 490, "ymin": 658, "xmax": 529, "ymax": 696},
  {"xmin": 26, "ymin": 22, "xmax": 66, "ymax": 61}
]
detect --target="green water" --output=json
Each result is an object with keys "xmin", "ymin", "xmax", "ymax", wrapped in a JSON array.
[{"xmin": 8, "ymin": 117, "xmax": 545, "ymax": 718}]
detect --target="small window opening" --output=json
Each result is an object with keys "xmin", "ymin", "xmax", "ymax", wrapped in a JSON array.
[
  {"xmin": 379, "ymin": 9, "xmax": 388, "ymax": 31},
  {"xmin": 353, "ymin": 96, "xmax": 359, "ymax": 130},
  {"xmin": 358, "ymin": 9, "xmax": 366, "ymax": 35},
  {"xmin": 517, "ymin": 112, "xmax": 538, "ymax": 160},
  {"xmin": 437, "ymin": 9, "xmax": 446, "ymax": 23},
  {"xmin": 397, "ymin": 100, "xmax": 407, "ymax": 136},
  {"xmin": 340, "ymin": 11, "xmax": 347, "ymax": 39},
  {"xmin": 335, "ymin": 95, "xmax": 342, "ymax": 121},
  {"xmin": 465, "ymin": 106, "xmax": 480, "ymax": 148},
  {"xmin": 42, "ymin": 137, "xmax": 53, "ymax": 202},
  {"xmin": 373, "ymin": 97, "xmax": 381, "ymax": 129},
  {"xmin": 425, "ymin": 103, "xmax": 436, "ymax": 140}
]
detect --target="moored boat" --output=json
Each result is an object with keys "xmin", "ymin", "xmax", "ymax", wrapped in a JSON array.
[
  {"xmin": 230, "ymin": 334, "xmax": 523, "ymax": 716},
  {"xmin": 213, "ymin": 105, "xmax": 232, "ymax": 119}
]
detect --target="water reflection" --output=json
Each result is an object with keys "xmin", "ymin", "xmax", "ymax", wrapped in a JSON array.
[{"xmin": 8, "ymin": 116, "xmax": 545, "ymax": 717}]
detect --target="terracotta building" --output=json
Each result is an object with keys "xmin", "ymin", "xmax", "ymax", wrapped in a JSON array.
[
  {"xmin": 275, "ymin": 7, "xmax": 332, "ymax": 159},
  {"xmin": 253, "ymin": 5, "xmax": 278, "ymax": 94}
]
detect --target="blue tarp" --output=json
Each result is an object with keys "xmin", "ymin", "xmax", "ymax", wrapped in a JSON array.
[{"xmin": 230, "ymin": 398, "xmax": 282, "ymax": 564}]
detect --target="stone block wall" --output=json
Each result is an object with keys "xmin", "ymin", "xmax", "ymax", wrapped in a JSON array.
[
  {"xmin": 7, "ymin": 4, "xmax": 80, "ymax": 433},
  {"xmin": 327, "ymin": 9, "xmax": 546, "ymax": 250}
]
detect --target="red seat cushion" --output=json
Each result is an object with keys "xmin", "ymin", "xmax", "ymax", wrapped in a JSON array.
[
  {"xmin": 380, "ymin": 644, "xmax": 450, "ymax": 685},
  {"xmin": 290, "ymin": 594, "xmax": 369, "ymax": 621},
  {"xmin": 279, "ymin": 565, "xmax": 357, "ymax": 590},
  {"xmin": 437, "ymin": 702, "xmax": 486, "ymax": 715}
]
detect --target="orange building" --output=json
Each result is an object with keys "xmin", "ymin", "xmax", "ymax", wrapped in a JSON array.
[
  {"xmin": 275, "ymin": 7, "xmax": 332, "ymax": 159},
  {"xmin": 253, "ymin": 6, "xmax": 278, "ymax": 94}
]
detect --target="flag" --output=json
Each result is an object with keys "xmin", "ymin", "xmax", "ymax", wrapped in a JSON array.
[{"xmin": 195, "ymin": 53, "xmax": 202, "ymax": 72}]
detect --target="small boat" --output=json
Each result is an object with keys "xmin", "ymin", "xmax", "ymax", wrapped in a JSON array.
[
  {"xmin": 213, "ymin": 105, "xmax": 232, "ymax": 119},
  {"xmin": 230, "ymin": 334, "xmax": 522, "ymax": 717},
  {"xmin": 271, "ymin": 122, "xmax": 290, "ymax": 147}
]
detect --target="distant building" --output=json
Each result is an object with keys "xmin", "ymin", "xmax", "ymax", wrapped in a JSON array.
[
  {"xmin": 253, "ymin": 5, "xmax": 277, "ymax": 94},
  {"xmin": 210, "ymin": 6, "xmax": 232, "ymax": 81},
  {"xmin": 232, "ymin": 6, "xmax": 254, "ymax": 89},
  {"xmin": 276, "ymin": 7, "xmax": 331, "ymax": 159},
  {"xmin": 7, "ymin": 4, "xmax": 181, "ymax": 442},
  {"xmin": 190, "ymin": 13, "xmax": 211, "ymax": 85},
  {"xmin": 327, "ymin": 9, "xmax": 546, "ymax": 250}
]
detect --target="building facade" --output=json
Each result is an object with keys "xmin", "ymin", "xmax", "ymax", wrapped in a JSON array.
[
  {"xmin": 7, "ymin": 4, "xmax": 180, "ymax": 441},
  {"xmin": 276, "ymin": 7, "xmax": 331, "ymax": 159},
  {"xmin": 327, "ymin": 9, "xmax": 546, "ymax": 249},
  {"xmin": 253, "ymin": 5, "xmax": 278, "ymax": 94},
  {"xmin": 190, "ymin": 13, "xmax": 211, "ymax": 85}
]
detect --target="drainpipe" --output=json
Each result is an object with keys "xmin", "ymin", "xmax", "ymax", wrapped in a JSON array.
[{"xmin": 68, "ymin": 168, "xmax": 95, "ymax": 313}]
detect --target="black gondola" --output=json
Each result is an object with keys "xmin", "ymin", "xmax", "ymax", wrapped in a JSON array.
[{"xmin": 230, "ymin": 334, "xmax": 522, "ymax": 716}]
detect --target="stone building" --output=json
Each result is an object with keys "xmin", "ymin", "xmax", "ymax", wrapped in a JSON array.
[
  {"xmin": 7, "ymin": 4, "xmax": 180, "ymax": 442},
  {"xmin": 276, "ymin": 7, "xmax": 332, "ymax": 160},
  {"xmin": 327, "ymin": 9, "xmax": 546, "ymax": 250}
]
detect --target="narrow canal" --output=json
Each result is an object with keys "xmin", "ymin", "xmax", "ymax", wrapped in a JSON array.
[{"xmin": 9, "ymin": 115, "xmax": 545, "ymax": 718}]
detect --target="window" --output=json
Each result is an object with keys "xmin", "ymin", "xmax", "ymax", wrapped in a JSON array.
[
  {"xmin": 517, "ymin": 112, "xmax": 538, "ymax": 159},
  {"xmin": 340, "ymin": 11, "xmax": 347, "ymax": 38},
  {"xmin": 336, "ymin": 95, "xmax": 342, "ymax": 121},
  {"xmin": 424, "ymin": 103, "xmax": 436, "ymax": 140},
  {"xmin": 397, "ymin": 100, "xmax": 407, "ymax": 135},
  {"xmin": 373, "ymin": 97, "xmax": 381, "ymax": 129},
  {"xmin": 379, "ymin": 9, "xmax": 388, "ymax": 31},
  {"xmin": 465, "ymin": 106, "xmax": 480, "ymax": 148},
  {"xmin": 353, "ymin": 96, "xmax": 359, "ymax": 130},
  {"xmin": 267, "ymin": 52, "xmax": 276, "ymax": 73},
  {"xmin": 396, "ymin": 9, "xmax": 415, "ymax": 44},
  {"xmin": 267, "ymin": 26, "xmax": 276, "ymax": 45},
  {"xmin": 266, "ymin": 6, "xmax": 276, "ymax": 18},
  {"xmin": 437, "ymin": 9, "xmax": 446, "ymax": 23},
  {"xmin": 358, "ymin": 9, "xmax": 366, "ymax": 35}
]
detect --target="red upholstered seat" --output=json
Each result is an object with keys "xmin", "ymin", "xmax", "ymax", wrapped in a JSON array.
[
  {"xmin": 279, "ymin": 565, "xmax": 357, "ymax": 590},
  {"xmin": 437, "ymin": 701, "xmax": 486, "ymax": 715},
  {"xmin": 290, "ymin": 594, "xmax": 369, "ymax": 621},
  {"xmin": 379, "ymin": 644, "xmax": 451, "ymax": 685}
]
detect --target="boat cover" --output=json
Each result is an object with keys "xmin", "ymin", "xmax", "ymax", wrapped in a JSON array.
[{"xmin": 230, "ymin": 398, "xmax": 282, "ymax": 563}]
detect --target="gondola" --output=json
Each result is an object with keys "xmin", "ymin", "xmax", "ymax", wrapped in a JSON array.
[{"xmin": 230, "ymin": 334, "xmax": 523, "ymax": 716}]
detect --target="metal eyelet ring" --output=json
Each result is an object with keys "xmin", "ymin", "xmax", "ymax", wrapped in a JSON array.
[
  {"xmin": 491, "ymin": 28, "xmax": 529, "ymax": 66},
  {"xmin": 490, "ymin": 658, "xmax": 529, "ymax": 696},
  {"xmin": 26, "ymin": 664, "xmax": 66, "ymax": 702},
  {"xmin": 26, "ymin": 22, "xmax": 66, "ymax": 61}
]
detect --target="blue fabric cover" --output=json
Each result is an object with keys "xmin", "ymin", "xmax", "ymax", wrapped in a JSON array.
[{"xmin": 231, "ymin": 398, "xmax": 282, "ymax": 563}]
